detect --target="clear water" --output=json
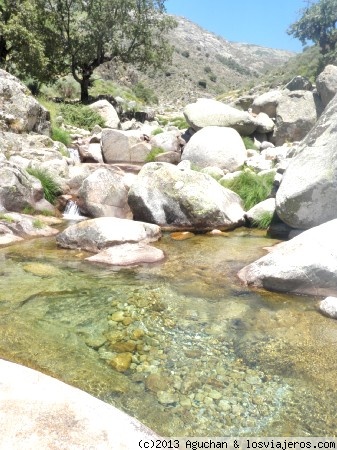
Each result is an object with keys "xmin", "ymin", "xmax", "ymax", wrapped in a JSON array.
[{"xmin": 0, "ymin": 229, "xmax": 336, "ymax": 436}]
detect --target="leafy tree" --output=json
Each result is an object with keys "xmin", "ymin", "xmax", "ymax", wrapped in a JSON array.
[
  {"xmin": 288, "ymin": 0, "xmax": 337, "ymax": 62},
  {"xmin": 40, "ymin": 0, "xmax": 177, "ymax": 102}
]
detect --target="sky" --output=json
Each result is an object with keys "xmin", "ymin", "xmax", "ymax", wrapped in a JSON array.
[{"xmin": 165, "ymin": 0, "xmax": 310, "ymax": 52}]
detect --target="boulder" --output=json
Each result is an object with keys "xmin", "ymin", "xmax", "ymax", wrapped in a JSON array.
[
  {"xmin": 319, "ymin": 297, "xmax": 337, "ymax": 319},
  {"xmin": 127, "ymin": 162, "xmax": 245, "ymax": 230},
  {"xmin": 184, "ymin": 98, "xmax": 257, "ymax": 135},
  {"xmin": 237, "ymin": 218, "xmax": 337, "ymax": 296},
  {"xmin": 56, "ymin": 217, "xmax": 161, "ymax": 252},
  {"xmin": 252, "ymin": 90, "xmax": 282, "ymax": 118},
  {"xmin": 181, "ymin": 126, "xmax": 247, "ymax": 171},
  {"xmin": 154, "ymin": 151, "xmax": 181, "ymax": 164},
  {"xmin": 78, "ymin": 142, "xmax": 103, "ymax": 163},
  {"xmin": 272, "ymin": 90, "xmax": 322, "ymax": 146},
  {"xmin": 89, "ymin": 100, "xmax": 120, "ymax": 129},
  {"xmin": 101, "ymin": 129, "xmax": 151, "ymax": 163},
  {"xmin": 245, "ymin": 198, "xmax": 276, "ymax": 225},
  {"xmin": 316, "ymin": 64, "xmax": 337, "ymax": 109},
  {"xmin": 86, "ymin": 243, "xmax": 165, "ymax": 265},
  {"xmin": 284, "ymin": 76, "xmax": 313, "ymax": 91},
  {"xmin": 0, "ymin": 69, "xmax": 50, "ymax": 134},
  {"xmin": 276, "ymin": 92, "xmax": 337, "ymax": 229},
  {"xmin": 255, "ymin": 112, "xmax": 275, "ymax": 134},
  {"xmin": 0, "ymin": 212, "xmax": 59, "ymax": 239},
  {"xmin": 150, "ymin": 130, "xmax": 182, "ymax": 153},
  {"xmin": 77, "ymin": 167, "xmax": 131, "ymax": 219}
]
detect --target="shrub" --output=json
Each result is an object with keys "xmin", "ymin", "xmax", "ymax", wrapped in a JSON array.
[
  {"xmin": 26, "ymin": 168, "xmax": 61, "ymax": 204},
  {"xmin": 0, "ymin": 213, "xmax": 14, "ymax": 223},
  {"xmin": 242, "ymin": 136, "xmax": 258, "ymax": 150},
  {"xmin": 145, "ymin": 147, "xmax": 165, "ymax": 162},
  {"xmin": 252, "ymin": 211, "xmax": 274, "ymax": 229},
  {"xmin": 181, "ymin": 50, "xmax": 190, "ymax": 58},
  {"xmin": 60, "ymin": 103, "xmax": 105, "ymax": 130},
  {"xmin": 198, "ymin": 80, "xmax": 207, "ymax": 89},
  {"xmin": 51, "ymin": 126, "xmax": 71, "ymax": 146},
  {"xmin": 33, "ymin": 218, "xmax": 45, "ymax": 229},
  {"xmin": 209, "ymin": 74, "xmax": 217, "ymax": 83},
  {"xmin": 204, "ymin": 66, "xmax": 212, "ymax": 74},
  {"xmin": 132, "ymin": 82, "xmax": 158, "ymax": 105},
  {"xmin": 220, "ymin": 170, "xmax": 274, "ymax": 210},
  {"xmin": 152, "ymin": 128, "xmax": 164, "ymax": 136}
]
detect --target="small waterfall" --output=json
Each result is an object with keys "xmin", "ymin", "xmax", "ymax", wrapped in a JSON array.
[{"xmin": 63, "ymin": 200, "xmax": 84, "ymax": 220}]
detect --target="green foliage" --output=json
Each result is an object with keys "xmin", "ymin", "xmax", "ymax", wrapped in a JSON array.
[
  {"xmin": 242, "ymin": 136, "xmax": 258, "ymax": 150},
  {"xmin": 51, "ymin": 127, "xmax": 71, "ymax": 147},
  {"xmin": 152, "ymin": 128, "xmax": 164, "ymax": 136},
  {"xmin": 132, "ymin": 82, "xmax": 158, "ymax": 105},
  {"xmin": 32, "ymin": 218, "xmax": 45, "ymax": 229},
  {"xmin": 181, "ymin": 50, "xmax": 190, "ymax": 58},
  {"xmin": 220, "ymin": 170, "xmax": 274, "ymax": 210},
  {"xmin": 288, "ymin": 0, "xmax": 337, "ymax": 63},
  {"xmin": 26, "ymin": 167, "xmax": 61, "ymax": 204},
  {"xmin": 204, "ymin": 66, "xmax": 212, "ymax": 73},
  {"xmin": 215, "ymin": 54, "xmax": 253, "ymax": 76},
  {"xmin": 157, "ymin": 116, "xmax": 188, "ymax": 129},
  {"xmin": 252, "ymin": 211, "xmax": 274, "ymax": 230},
  {"xmin": 0, "ymin": 213, "xmax": 14, "ymax": 223},
  {"xmin": 145, "ymin": 147, "xmax": 165, "ymax": 162},
  {"xmin": 60, "ymin": 104, "xmax": 105, "ymax": 130}
]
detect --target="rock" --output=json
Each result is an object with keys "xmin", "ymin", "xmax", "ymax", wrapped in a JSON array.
[
  {"xmin": 78, "ymin": 142, "xmax": 103, "ymax": 163},
  {"xmin": 56, "ymin": 217, "xmax": 161, "ymax": 253},
  {"xmin": 109, "ymin": 341, "xmax": 137, "ymax": 353},
  {"xmin": 0, "ymin": 212, "xmax": 59, "ymax": 238},
  {"xmin": 261, "ymin": 146, "xmax": 288, "ymax": 162},
  {"xmin": 238, "ymin": 218, "xmax": 337, "ymax": 296},
  {"xmin": 86, "ymin": 243, "xmax": 165, "ymax": 265},
  {"xmin": 319, "ymin": 297, "xmax": 337, "ymax": 319},
  {"xmin": 145, "ymin": 374, "xmax": 171, "ymax": 393},
  {"xmin": 184, "ymin": 98, "xmax": 257, "ymax": 135},
  {"xmin": 170, "ymin": 231, "xmax": 195, "ymax": 241},
  {"xmin": 272, "ymin": 90, "xmax": 322, "ymax": 146},
  {"xmin": 101, "ymin": 129, "xmax": 151, "ymax": 163},
  {"xmin": 154, "ymin": 151, "xmax": 181, "ymax": 164},
  {"xmin": 67, "ymin": 165, "xmax": 93, "ymax": 191},
  {"xmin": 252, "ymin": 90, "xmax": 282, "ymax": 118},
  {"xmin": 245, "ymin": 155, "xmax": 273, "ymax": 172},
  {"xmin": 245, "ymin": 198, "xmax": 275, "ymax": 225},
  {"xmin": 156, "ymin": 391, "xmax": 179, "ymax": 406},
  {"xmin": 276, "ymin": 92, "xmax": 337, "ymax": 229},
  {"xmin": 181, "ymin": 126, "xmax": 247, "ymax": 171},
  {"xmin": 201, "ymin": 166, "xmax": 225, "ymax": 181},
  {"xmin": 255, "ymin": 112, "xmax": 275, "ymax": 134},
  {"xmin": 316, "ymin": 64, "xmax": 337, "ymax": 109},
  {"xmin": 89, "ymin": 100, "xmax": 120, "ymax": 129},
  {"xmin": 22, "ymin": 263, "xmax": 63, "ymax": 278},
  {"xmin": 0, "ymin": 69, "xmax": 50, "ymax": 134},
  {"xmin": 110, "ymin": 353, "xmax": 132, "ymax": 372},
  {"xmin": 77, "ymin": 167, "xmax": 131, "ymax": 219},
  {"xmin": 128, "ymin": 162, "xmax": 245, "ymax": 230},
  {"xmin": 150, "ymin": 130, "xmax": 182, "ymax": 153},
  {"xmin": 284, "ymin": 76, "xmax": 313, "ymax": 91}
]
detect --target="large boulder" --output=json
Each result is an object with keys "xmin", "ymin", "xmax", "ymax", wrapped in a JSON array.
[
  {"xmin": 276, "ymin": 92, "xmax": 337, "ymax": 229},
  {"xmin": 101, "ymin": 129, "xmax": 151, "ymax": 163},
  {"xmin": 56, "ymin": 217, "xmax": 161, "ymax": 253},
  {"xmin": 86, "ymin": 243, "xmax": 165, "ymax": 265},
  {"xmin": 150, "ymin": 129, "xmax": 183, "ymax": 153},
  {"xmin": 238, "ymin": 219, "xmax": 337, "ymax": 296},
  {"xmin": 184, "ymin": 98, "xmax": 257, "ymax": 135},
  {"xmin": 316, "ymin": 64, "xmax": 337, "ymax": 109},
  {"xmin": 127, "ymin": 162, "xmax": 245, "ymax": 230},
  {"xmin": 272, "ymin": 90, "xmax": 322, "ymax": 146},
  {"xmin": 77, "ymin": 167, "xmax": 131, "ymax": 219},
  {"xmin": 181, "ymin": 126, "xmax": 247, "ymax": 171},
  {"xmin": 89, "ymin": 100, "xmax": 120, "ymax": 129},
  {"xmin": 284, "ymin": 76, "xmax": 313, "ymax": 91},
  {"xmin": 252, "ymin": 90, "xmax": 282, "ymax": 118},
  {"xmin": 0, "ymin": 69, "xmax": 50, "ymax": 134}
]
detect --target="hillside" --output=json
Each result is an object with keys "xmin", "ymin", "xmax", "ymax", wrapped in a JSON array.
[{"xmin": 98, "ymin": 16, "xmax": 295, "ymax": 108}]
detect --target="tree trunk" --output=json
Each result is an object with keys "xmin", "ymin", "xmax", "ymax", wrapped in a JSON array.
[{"xmin": 80, "ymin": 76, "xmax": 91, "ymax": 103}]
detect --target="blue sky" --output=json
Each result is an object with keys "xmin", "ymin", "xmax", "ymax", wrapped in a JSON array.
[{"xmin": 165, "ymin": 0, "xmax": 309, "ymax": 52}]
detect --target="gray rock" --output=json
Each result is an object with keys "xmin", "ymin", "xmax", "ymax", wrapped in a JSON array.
[
  {"xmin": 101, "ymin": 129, "xmax": 151, "ymax": 163},
  {"xmin": 0, "ymin": 69, "xmax": 50, "ymax": 134},
  {"xmin": 255, "ymin": 112, "xmax": 275, "ymax": 134},
  {"xmin": 319, "ymin": 297, "xmax": 337, "ymax": 319},
  {"xmin": 128, "ymin": 162, "xmax": 245, "ymax": 230},
  {"xmin": 77, "ymin": 168, "xmax": 131, "ymax": 218},
  {"xmin": 284, "ymin": 76, "xmax": 313, "ymax": 91},
  {"xmin": 238, "ymin": 218, "xmax": 337, "ymax": 296},
  {"xmin": 252, "ymin": 90, "xmax": 282, "ymax": 118},
  {"xmin": 150, "ymin": 130, "xmax": 182, "ymax": 153},
  {"xmin": 86, "ymin": 243, "xmax": 165, "ymax": 265},
  {"xmin": 276, "ymin": 92, "xmax": 337, "ymax": 229},
  {"xmin": 273, "ymin": 90, "xmax": 321, "ymax": 146},
  {"xmin": 56, "ymin": 217, "xmax": 161, "ymax": 252},
  {"xmin": 245, "ymin": 198, "xmax": 275, "ymax": 225},
  {"xmin": 316, "ymin": 64, "xmax": 337, "ymax": 109},
  {"xmin": 89, "ymin": 100, "xmax": 120, "ymax": 129},
  {"xmin": 154, "ymin": 151, "xmax": 181, "ymax": 164},
  {"xmin": 181, "ymin": 126, "xmax": 247, "ymax": 171},
  {"xmin": 184, "ymin": 98, "xmax": 257, "ymax": 135}
]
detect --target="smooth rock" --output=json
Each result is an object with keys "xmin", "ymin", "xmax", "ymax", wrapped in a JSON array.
[
  {"xmin": 86, "ymin": 243, "xmax": 165, "ymax": 265},
  {"xmin": 319, "ymin": 297, "xmax": 337, "ymax": 319}
]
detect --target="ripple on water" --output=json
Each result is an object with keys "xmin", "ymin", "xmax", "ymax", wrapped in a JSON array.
[{"xmin": 0, "ymin": 231, "xmax": 336, "ymax": 435}]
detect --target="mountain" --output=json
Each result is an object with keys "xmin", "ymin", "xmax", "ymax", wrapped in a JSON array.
[{"xmin": 99, "ymin": 16, "xmax": 295, "ymax": 108}]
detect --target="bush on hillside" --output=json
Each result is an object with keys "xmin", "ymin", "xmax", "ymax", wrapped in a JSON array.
[{"xmin": 60, "ymin": 104, "xmax": 105, "ymax": 130}]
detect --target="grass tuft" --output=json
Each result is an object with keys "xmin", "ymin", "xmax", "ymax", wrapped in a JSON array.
[
  {"xmin": 26, "ymin": 168, "xmax": 61, "ymax": 205},
  {"xmin": 145, "ymin": 147, "xmax": 165, "ymax": 162},
  {"xmin": 252, "ymin": 211, "xmax": 274, "ymax": 229},
  {"xmin": 51, "ymin": 126, "xmax": 71, "ymax": 146}
]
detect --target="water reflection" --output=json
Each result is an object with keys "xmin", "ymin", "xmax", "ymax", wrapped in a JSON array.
[{"xmin": 0, "ymin": 230, "xmax": 336, "ymax": 436}]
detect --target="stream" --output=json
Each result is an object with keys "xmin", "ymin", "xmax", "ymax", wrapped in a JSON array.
[{"xmin": 0, "ymin": 228, "xmax": 336, "ymax": 436}]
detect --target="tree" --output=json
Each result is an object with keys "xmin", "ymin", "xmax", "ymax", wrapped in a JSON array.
[
  {"xmin": 40, "ymin": 0, "xmax": 177, "ymax": 102},
  {"xmin": 288, "ymin": 0, "xmax": 337, "ymax": 61}
]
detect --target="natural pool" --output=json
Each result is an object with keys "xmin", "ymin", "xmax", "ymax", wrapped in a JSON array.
[{"xmin": 0, "ymin": 228, "xmax": 337, "ymax": 436}]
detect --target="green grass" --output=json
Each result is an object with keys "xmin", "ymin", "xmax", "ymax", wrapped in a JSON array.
[
  {"xmin": 152, "ymin": 128, "xmax": 164, "ymax": 136},
  {"xmin": 32, "ymin": 218, "xmax": 45, "ymax": 229},
  {"xmin": 0, "ymin": 213, "xmax": 14, "ymax": 223},
  {"xmin": 242, "ymin": 136, "xmax": 258, "ymax": 150},
  {"xmin": 51, "ymin": 126, "xmax": 71, "ymax": 146},
  {"xmin": 60, "ymin": 104, "xmax": 105, "ymax": 130},
  {"xmin": 157, "ymin": 116, "xmax": 188, "ymax": 130},
  {"xmin": 26, "ymin": 168, "xmax": 61, "ymax": 205},
  {"xmin": 252, "ymin": 211, "xmax": 274, "ymax": 229},
  {"xmin": 145, "ymin": 147, "xmax": 165, "ymax": 162},
  {"xmin": 220, "ymin": 170, "xmax": 274, "ymax": 210}
]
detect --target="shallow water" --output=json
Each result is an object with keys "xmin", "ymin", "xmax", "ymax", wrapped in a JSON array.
[{"xmin": 0, "ymin": 229, "xmax": 337, "ymax": 436}]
